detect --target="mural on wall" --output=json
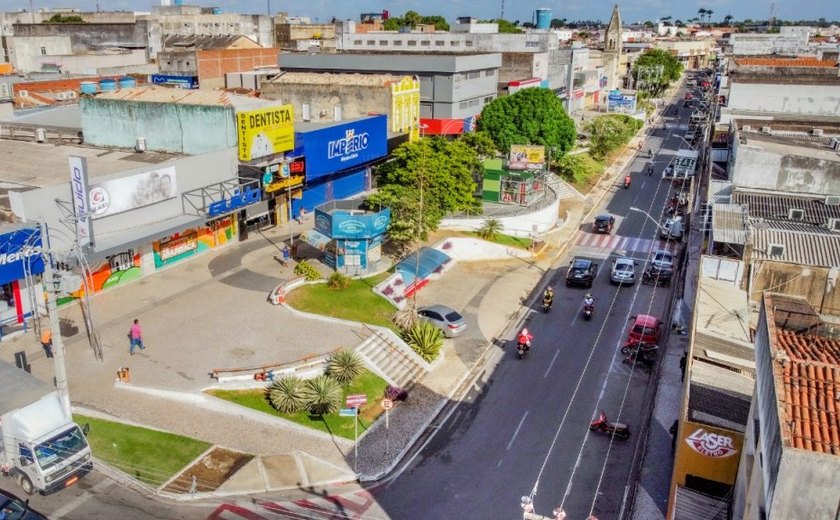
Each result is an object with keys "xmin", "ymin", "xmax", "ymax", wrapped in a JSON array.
[
  {"xmin": 153, "ymin": 217, "xmax": 234, "ymax": 269},
  {"xmin": 57, "ymin": 249, "xmax": 143, "ymax": 306}
]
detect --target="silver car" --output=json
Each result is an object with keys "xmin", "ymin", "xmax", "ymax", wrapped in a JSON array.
[
  {"xmin": 418, "ymin": 305, "xmax": 468, "ymax": 338},
  {"xmin": 610, "ymin": 257, "xmax": 637, "ymax": 285},
  {"xmin": 651, "ymin": 249, "xmax": 675, "ymax": 271}
]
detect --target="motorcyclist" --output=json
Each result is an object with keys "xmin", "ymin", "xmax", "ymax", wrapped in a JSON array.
[
  {"xmin": 583, "ymin": 293, "xmax": 595, "ymax": 308},
  {"xmin": 647, "ymin": 162, "xmax": 654, "ymax": 176},
  {"xmin": 543, "ymin": 287, "xmax": 554, "ymax": 308},
  {"xmin": 517, "ymin": 328, "xmax": 533, "ymax": 349},
  {"xmin": 648, "ymin": 148, "xmax": 654, "ymax": 158},
  {"xmin": 624, "ymin": 174, "xmax": 632, "ymax": 187}
]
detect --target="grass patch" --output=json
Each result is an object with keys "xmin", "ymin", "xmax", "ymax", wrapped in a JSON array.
[
  {"xmin": 285, "ymin": 272, "xmax": 397, "ymax": 331},
  {"xmin": 570, "ymin": 153, "xmax": 605, "ymax": 194},
  {"xmin": 74, "ymin": 415, "xmax": 211, "ymax": 487},
  {"xmin": 206, "ymin": 370, "xmax": 388, "ymax": 440},
  {"xmin": 465, "ymin": 231, "xmax": 533, "ymax": 250}
]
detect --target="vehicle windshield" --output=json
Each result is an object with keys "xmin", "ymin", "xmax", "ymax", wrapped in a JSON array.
[
  {"xmin": 444, "ymin": 311, "xmax": 463, "ymax": 322},
  {"xmin": 633, "ymin": 325, "xmax": 657, "ymax": 336},
  {"xmin": 0, "ymin": 496, "xmax": 27, "ymax": 520},
  {"xmin": 572, "ymin": 260, "xmax": 589, "ymax": 269},
  {"xmin": 34, "ymin": 425, "xmax": 88, "ymax": 471}
]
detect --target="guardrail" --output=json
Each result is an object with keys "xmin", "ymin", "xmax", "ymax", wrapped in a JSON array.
[{"xmin": 210, "ymin": 347, "xmax": 341, "ymax": 383}]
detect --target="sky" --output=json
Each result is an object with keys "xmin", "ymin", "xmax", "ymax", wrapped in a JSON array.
[{"xmin": 4, "ymin": 0, "xmax": 838, "ymax": 25}]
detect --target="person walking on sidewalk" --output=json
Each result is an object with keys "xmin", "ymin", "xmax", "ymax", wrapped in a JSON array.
[
  {"xmin": 129, "ymin": 319, "xmax": 145, "ymax": 355},
  {"xmin": 40, "ymin": 328, "xmax": 54, "ymax": 359}
]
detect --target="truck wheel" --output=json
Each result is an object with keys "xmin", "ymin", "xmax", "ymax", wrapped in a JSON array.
[{"xmin": 18, "ymin": 473, "xmax": 34, "ymax": 495}]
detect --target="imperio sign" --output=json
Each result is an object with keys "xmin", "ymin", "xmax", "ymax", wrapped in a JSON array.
[{"xmin": 685, "ymin": 428, "xmax": 738, "ymax": 458}]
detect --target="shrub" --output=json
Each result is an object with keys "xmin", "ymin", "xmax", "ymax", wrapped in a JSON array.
[
  {"xmin": 327, "ymin": 350, "xmax": 365, "ymax": 386},
  {"xmin": 302, "ymin": 375, "xmax": 343, "ymax": 415},
  {"xmin": 384, "ymin": 385, "xmax": 408, "ymax": 402},
  {"xmin": 393, "ymin": 304, "xmax": 419, "ymax": 330},
  {"xmin": 477, "ymin": 217, "xmax": 502, "ymax": 240},
  {"xmin": 294, "ymin": 260, "xmax": 322, "ymax": 281},
  {"xmin": 265, "ymin": 376, "xmax": 307, "ymax": 414},
  {"xmin": 327, "ymin": 271, "xmax": 351, "ymax": 289},
  {"xmin": 402, "ymin": 321, "xmax": 444, "ymax": 362}
]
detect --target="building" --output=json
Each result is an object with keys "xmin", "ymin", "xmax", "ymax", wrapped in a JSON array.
[
  {"xmin": 654, "ymin": 40, "xmax": 715, "ymax": 69},
  {"xmin": 668, "ymin": 260, "xmax": 754, "ymax": 519},
  {"xmin": 732, "ymin": 293, "xmax": 840, "ymax": 519},
  {"xmin": 278, "ymin": 52, "xmax": 500, "ymax": 136},
  {"xmin": 602, "ymin": 5, "xmax": 623, "ymax": 92},
  {"xmin": 724, "ymin": 26, "xmax": 813, "ymax": 56},
  {"xmin": 0, "ymin": 225, "xmax": 44, "ymax": 337},
  {"xmin": 274, "ymin": 21, "xmax": 337, "ymax": 52},
  {"xmin": 156, "ymin": 35, "xmax": 276, "ymax": 89},
  {"xmin": 718, "ymin": 57, "xmax": 840, "ymax": 123}
]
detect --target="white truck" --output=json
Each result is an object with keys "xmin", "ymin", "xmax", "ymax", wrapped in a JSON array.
[{"xmin": 0, "ymin": 361, "xmax": 92, "ymax": 495}]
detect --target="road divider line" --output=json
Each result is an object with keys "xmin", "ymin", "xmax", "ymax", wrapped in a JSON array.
[
  {"xmin": 544, "ymin": 350, "xmax": 561, "ymax": 379},
  {"xmin": 507, "ymin": 410, "xmax": 530, "ymax": 451}
]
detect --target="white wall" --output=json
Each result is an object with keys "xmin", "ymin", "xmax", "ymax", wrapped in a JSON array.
[
  {"xmin": 41, "ymin": 49, "xmax": 148, "ymax": 75},
  {"xmin": 438, "ymin": 195, "xmax": 560, "ymax": 237},
  {"xmin": 728, "ymin": 81, "xmax": 840, "ymax": 118},
  {"xmin": 8, "ymin": 36, "xmax": 72, "ymax": 73}
]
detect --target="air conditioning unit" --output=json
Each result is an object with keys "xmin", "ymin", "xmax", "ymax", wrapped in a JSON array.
[
  {"xmin": 66, "ymin": 90, "xmax": 77, "ymax": 99},
  {"xmin": 828, "ymin": 218, "xmax": 840, "ymax": 232},
  {"xmin": 0, "ymin": 84, "xmax": 9, "ymax": 98},
  {"xmin": 35, "ymin": 128, "xmax": 47, "ymax": 143},
  {"xmin": 135, "ymin": 137, "xmax": 147, "ymax": 153},
  {"xmin": 56, "ymin": 92, "xmax": 67, "ymax": 100},
  {"xmin": 18, "ymin": 89, "xmax": 29, "ymax": 98},
  {"xmin": 302, "ymin": 103, "xmax": 311, "ymax": 122},
  {"xmin": 826, "ymin": 195, "xmax": 840, "ymax": 206},
  {"xmin": 761, "ymin": 126, "xmax": 772, "ymax": 134},
  {"xmin": 812, "ymin": 128, "xmax": 824, "ymax": 136},
  {"xmin": 768, "ymin": 244, "xmax": 785, "ymax": 257},
  {"xmin": 788, "ymin": 208, "xmax": 805, "ymax": 220}
]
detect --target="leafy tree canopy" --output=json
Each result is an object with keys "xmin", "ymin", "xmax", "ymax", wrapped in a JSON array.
[
  {"xmin": 384, "ymin": 11, "xmax": 449, "ymax": 31},
  {"xmin": 47, "ymin": 14, "xmax": 85, "ymax": 23},
  {"xmin": 632, "ymin": 48, "xmax": 684, "ymax": 96},
  {"xmin": 478, "ymin": 88, "xmax": 576, "ymax": 157},
  {"xmin": 479, "ymin": 19, "xmax": 523, "ymax": 33},
  {"xmin": 587, "ymin": 114, "xmax": 643, "ymax": 160},
  {"xmin": 550, "ymin": 18, "xmax": 567, "ymax": 28}
]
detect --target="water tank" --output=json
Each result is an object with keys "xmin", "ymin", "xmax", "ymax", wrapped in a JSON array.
[
  {"xmin": 172, "ymin": 0, "xmax": 184, "ymax": 6},
  {"xmin": 212, "ymin": 7, "xmax": 221, "ymax": 14},
  {"xmin": 118, "ymin": 76, "xmax": 136, "ymax": 89},
  {"xmin": 535, "ymin": 8, "xmax": 552, "ymax": 30},
  {"xmin": 80, "ymin": 81, "xmax": 98, "ymax": 95},
  {"xmin": 99, "ymin": 79, "xmax": 117, "ymax": 91}
]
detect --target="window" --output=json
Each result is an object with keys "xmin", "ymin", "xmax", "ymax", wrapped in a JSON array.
[
  {"xmin": 467, "ymin": 71, "xmax": 480, "ymax": 80},
  {"xmin": 450, "ymin": 41, "xmax": 461, "ymax": 46},
  {"xmin": 394, "ymin": 40, "xmax": 403, "ymax": 46},
  {"xmin": 484, "ymin": 96, "xmax": 494, "ymax": 104},
  {"xmin": 366, "ymin": 40, "xmax": 375, "ymax": 45},
  {"xmin": 421, "ymin": 40, "xmax": 431, "ymax": 46},
  {"xmin": 353, "ymin": 40, "xmax": 362, "ymax": 45},
  {"xmin": 484, "ymin": 70, "xmax": 495, "ymax": 77},
  {"xmin": 459, "ymin": 101, "xmax": 469, "ymax": 109},
  {"xmin": 407, "ymin": 40, "xmax": 417, "ymax": 46},
  {"xmin": 526, "ymin": 41, "xmax": 539, "ymax": 48},
  {"xmin": 379, "ymin": 40, "xmax": 388, "ymax": 46},
  {"xmin": 468, "ymin": 99, "xmax": 479, "ymax": 107},
  {"xmin": 435, "ymin": 40, "xmax": 445, "ymax": 46},
  {"xmin": 465, "ymin": 41, "xmax": 473, "ymax": 47},
  {"xmin": 40, "ymin": 46, "xmax": 46, "ymax": 55}
]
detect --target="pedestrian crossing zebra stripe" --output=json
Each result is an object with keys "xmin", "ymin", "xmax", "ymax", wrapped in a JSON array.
[{"xmin": 574, "ymin": 232, "xmax": 677, "ymax": 254}]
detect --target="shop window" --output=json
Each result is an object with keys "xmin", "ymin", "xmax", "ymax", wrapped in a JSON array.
[
  {"xmin": 435, "ymin": 41, "xmax": 445, "ymax": 46},
  {"xmin": 407, "ymin": 40, "xmax": 417, "ymax": 46},
  {"xmin": 0, "ymin": 283, "xmax": 16, "ymax": 315}
]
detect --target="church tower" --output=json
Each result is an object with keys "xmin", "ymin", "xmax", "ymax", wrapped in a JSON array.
[{"xmin": 603, "ymin": 4, "xmax": 623, "ymax": 91}]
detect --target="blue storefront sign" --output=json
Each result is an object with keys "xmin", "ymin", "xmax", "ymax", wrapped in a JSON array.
[
  {"xmin": 314, "ymin": 207, "xmax": 391, "ymax": 239},
  {"xmin": 607, "ymin": 89, "xmax": 637, "ymax": 112},
  {"xmin": 207, "ymin": 186, "xmax": 261, "ymax": 217},
  {"xmin": 297, "ymin": 115, "xmax": 387, "ymax": 181},
  {"xmin": 0, "ymin": 227, "xmax": 44, "ymax": 285},
  {"xmin": 151, "ymin": 74, "xmax": 199, "ymax": 89}
]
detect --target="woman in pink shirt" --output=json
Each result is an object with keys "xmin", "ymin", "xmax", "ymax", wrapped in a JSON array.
[{"xmin": 130, "ymin": 319, "xmax": 145, "ymax": 355}]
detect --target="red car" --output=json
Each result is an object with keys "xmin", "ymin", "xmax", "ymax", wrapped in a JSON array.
[{"xmin": 624, "ymin": 314, "xmax": 662, "ymax": 347}]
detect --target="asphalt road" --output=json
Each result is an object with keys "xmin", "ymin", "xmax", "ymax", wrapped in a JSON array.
[{"xmin": 370, "ymin": 90, "xmax": 694, "ymax": 520}]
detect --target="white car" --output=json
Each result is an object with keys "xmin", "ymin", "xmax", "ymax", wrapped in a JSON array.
[
  {"xmin": 651, "ymin": 249, "xmax": 675, "ymax": 271},
  {"xmin": 610, "ymin": 257, "xmax": 638, "ymax": 285}
]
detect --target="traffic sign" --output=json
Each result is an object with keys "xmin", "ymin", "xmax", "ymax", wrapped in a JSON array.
[
  {"xmin": 339, "ymin": 408, "xmax": 358, "ymax": 417},
  {"xmin": 346, "ymin": 394, "xmax": 367, "ymax": 407},
  {"xmin": 381, "ymin": 399, "xmax": 394, "ymax": 410}
]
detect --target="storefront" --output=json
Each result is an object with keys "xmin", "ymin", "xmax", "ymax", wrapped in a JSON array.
[
  {"xmin": 290, "ymin": 115, "xmax": 388, "ymax": 217},
  {"xmin": 309, "ymin": 200, "xmax": 390, "ymax": 275},
  {"xmin": 0, "ymin": 226, "xmax": 44, "ymax": 333}
]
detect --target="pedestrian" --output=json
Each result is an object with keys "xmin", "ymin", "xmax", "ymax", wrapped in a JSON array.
[
  {"xmin": 129, "ymin": 318, "xmax": 145, "ymax": 355},
  {"xmin": 670, "ymin": 420, "xmax": 679, "ymax": 453},
  {"xmin": 680, "ymin": 355, "xmax": 687, "ymax": 381},
  {"xmin": 40, "ymin": 327, "xmax": 54, "ymax": 359}
]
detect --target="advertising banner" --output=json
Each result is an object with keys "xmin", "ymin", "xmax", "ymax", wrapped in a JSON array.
[
  {"xmin": 508, "ymin": 145, "xmax": 546, "ymax": 170},
  {"xmin": 151, "ymin": 74, "xmax": 198, "ymax": 89},
  {"xmin": 236, "ymin": 105, "xmax": 295, "ymax": 162},
  {"xmin": 158, "ymin": 232, "xmax": 197, "ymax": 261},
  {"xmin": 88, "ymin": 166, "xmax": 178, "ymax": 219},
  {"xmin": 314, "ymin": 207, "xmax": 391, "ymax": 240},
  {"xmin": 0, "ymin": 228, "xmax": 44, "ymax": 285},
  {"xmin": 607, "ymin": 89, "xmax": 637, "ymax": 113},
  {"xmin": 299, "ymin": 115, "xmax": 387, "ymax": 181},
  {"xmin": 68, "ymin": 156, "xmax": 93, "ymax": 246}
]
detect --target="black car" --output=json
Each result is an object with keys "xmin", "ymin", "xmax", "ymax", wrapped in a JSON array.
[
  {"xmin": 0, "ymin": 487, "xmax": 48, "ymax": 520},
  {"xmin": 566, "ymin": 258, "xmax": 598, "ymax": 288},
  {"xmin": 593, "ymin": 214, "xmax": 616, "ymax": 234}
]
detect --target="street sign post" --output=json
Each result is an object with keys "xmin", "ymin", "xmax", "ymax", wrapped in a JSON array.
[
  {"xmin": 381, "ymin": 399, "xmax": 394, "ymax": 453},
  {"xmin": 339, "ymin": 408, "xmax": 358, "ymax": 417},
  {"xmin": 345, "ymin": 394, "xmax": 368, "ymax": 473}
]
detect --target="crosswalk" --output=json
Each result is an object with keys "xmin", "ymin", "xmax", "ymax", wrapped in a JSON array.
[
  {"xmin": 574, "ymin": 232, "xmax": 678, "ymax": 256},
  {"xmin": 207, "ymin": 490, "xmax": 377, "ymax": 520}
]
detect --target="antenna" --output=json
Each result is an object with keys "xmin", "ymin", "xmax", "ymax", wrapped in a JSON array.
[
  {"xmin": 501, "ymin": 0, "xmax": 505, "ymax": 21},
  {"xmin": 769, "ymin": 0, "xmax": 777, "ymax": 28}
]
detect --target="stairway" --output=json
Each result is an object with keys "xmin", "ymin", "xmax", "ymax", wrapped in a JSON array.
[{"xmin": 353, "ymin": 327, "xmax": 431, "ymax": 388}]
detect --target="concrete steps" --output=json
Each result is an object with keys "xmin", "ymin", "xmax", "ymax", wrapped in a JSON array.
[{"xmin": 354, "ymin": 327, "xmax": 430, "ymax": 388}]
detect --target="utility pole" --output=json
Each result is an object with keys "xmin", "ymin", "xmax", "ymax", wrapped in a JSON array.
[{"xmin": 39, "ymin": 221, "xmax": 71, "ymax": 416}]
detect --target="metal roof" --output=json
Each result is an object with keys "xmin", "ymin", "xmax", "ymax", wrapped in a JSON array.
[
  {"xmin": 0, "ymin": 361, "xmax": 55, "ymax": 416},
  {"xmin": 711, "ymin": 203, "xmax": 748, "ymax": 244},
  {"xmin": 673, "ymin": 486, "xmax": 729, "ymax": 520},
  {"xmin": 751, "ymin": 226, "xmax": 840, "ymax": 267},
  {"xmin": 707, "ymin": 179, "xmax": 732, "ymax": 204},
  {"xmin": 733, "ymin": 188, "xmax": 840, "ymax": 226},
  {"xmin": 162, "ymin": 34, "xmax": 257, "ymax": 50},
  {"xmin": 93, "ymin": 86, "xmax": 276, "ymax": 109},
  {"xmin": 1, "ymin": 104, "xmax": 82, "ymax": 130}
]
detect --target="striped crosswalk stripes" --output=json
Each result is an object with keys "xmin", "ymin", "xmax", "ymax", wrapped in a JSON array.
[
  {"xmin": 207, "ymin": 490, "xmax": 376, "ymax": 519},
  {"xmin": 574, "ymin": 232, "xmax": 677, "ymax": 255}
]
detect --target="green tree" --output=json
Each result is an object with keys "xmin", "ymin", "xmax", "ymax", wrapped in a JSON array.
[
  {"xmin": 587, "ymin": 114, "xmax": 643, "ymax": 159},
  {"xmin": 265, "ymin": 376, "xmax": 306, "ymax": 414},
  {"xmin": 554, "ymin": 153, "xmax": 599, "ymax": 184},
  {"xmin": 478, "ymin": 88, "xmax": 576, "ymax": 157},
  {"xmin": 477, "ymin": 218, "xmax": 503, "ymax": 240},
  {"xmin": 47, "ymin": 14, "xmax": 85, "ymax": 23},
  {"xmin": 402, "ymin": 321, "xmax": 444, "ymax": 362},
  {"xmin": 302, "ymin": 375, "xmax": 343, "ymax": 415},
  {"xmin": 483, "ymin": 19, "xmax": 524, "ymax": 33},
  {"xmin": 326, "ymin": 350, "xmax": 365, "ymax": 386},
  {"xmin": 383, "ymin": 11, "xmax": 449, "ymax": 31},
  {"xmin": 459, "ymin": 131, "xmax": 497, "ymax": 159},
  {"xmin": 550, "ymin": 18, "xmax": 567, "ymax": 28},
  {"xmin": 632, "ymin": 49, "xmax": 684, "ymax": 96}
]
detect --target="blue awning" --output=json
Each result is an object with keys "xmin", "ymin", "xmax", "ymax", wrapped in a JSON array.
[{"xmin": 395, "ymin": 247, "xmax": 451, "ymax": 286}]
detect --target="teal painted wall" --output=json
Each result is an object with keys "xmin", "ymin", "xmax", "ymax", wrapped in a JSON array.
[{"xmin": 80, "ymin": 97, "xmax": 237, "ymax": 155}]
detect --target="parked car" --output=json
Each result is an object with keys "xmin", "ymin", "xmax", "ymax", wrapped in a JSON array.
[
  {"xmin": 650, "ymin": 249, "xmax": 675, "ymax": 271},
  {"xmin": 660, "ymin": 216, "xmax": 685, "ymax": 241},
  {"xmin": 684, "ymin": 129, "xmax": 698, "ymax": 142},
  {"xmin": 417, "ymin": 304, "xmax": 468, "ymax": 338},
  {"xmin": 566, "ymin": 258, "xmax": 598, "ymax": 288},
  {"xmin": 0, "ymin": 487, "xmax": 48, "ymax": 520},
  {"xmin": 593, "ymin": 214, "xmax": 616, "ymax": 234},
  {"xmin": 625, "ymin": 314, "xmax": 662, "ymax": 347},
  {"xmin": 610, "ymin": 257, "xmax": 637, "ymax": 285}
]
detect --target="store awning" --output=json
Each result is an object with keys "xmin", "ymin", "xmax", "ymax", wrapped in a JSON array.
[
  {"xmin": 90, "ymin": 214, "xmax": 206, "ymax": 260},
  {"xmin": 300, "ymin": 229, "xmax": 331, "ymax": 251},
  {"xmin": 395, "ymin": 247, "xmax": 451, "ymax": 286}
]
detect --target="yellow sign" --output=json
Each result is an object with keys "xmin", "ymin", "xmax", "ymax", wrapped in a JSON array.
[
  {"xmin": 236, "ymin": 105, "xmax": 295, "ymax": 162},
  {"xmin": 509, "ymin": 145, "xmax": 546, "ymax": 168},
  {"xmin": 265, "ymin": 174, "xmax": 304, "ymax": 193},
  {"xmin": 390, "ymin": 76, "xmax": 421, "ymax": 141}
]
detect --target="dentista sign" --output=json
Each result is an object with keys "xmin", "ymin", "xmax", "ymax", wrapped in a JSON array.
[{"xmin": 686, "ymin": 428, "xmax": 738, "ymax": 458}]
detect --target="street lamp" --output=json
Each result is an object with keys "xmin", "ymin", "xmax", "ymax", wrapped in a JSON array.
[{"xmin": 629, "ymin": 206, "xmax": 668, "ymax": 233}]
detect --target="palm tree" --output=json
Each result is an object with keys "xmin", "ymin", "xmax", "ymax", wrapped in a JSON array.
[
  {"xmin": 402, "ymin": 321, "xmax": 444, "ymax": 362},
  {"xmin": 302, "ymin": 375, "xmax": 343, "ymax": 415},
  {"xmin": 327, "ymin": 350, "xmax": 365, "ymax": 386},
  {"xmin": 266, "ymin": 376, "xmax": 307, "ymax": 414},
  {"xmin": 697, "ymin": 9, "xmax": 707, "ymax": 23},
  {"xmin": 478, "ymin": 217, "xmax": 503, "ymax": 240},
  {"xmin": 723, "ymin": 14, "xmax": 734, "ymax": 26},
  {"xmin": 706, "ymin": 9, "xmax": 714, "ymax": 25}
]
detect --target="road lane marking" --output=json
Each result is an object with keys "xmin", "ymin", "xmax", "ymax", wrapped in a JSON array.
[
  {"xmin": 544, "ymin": 349, "xmax": 561, "ymax": 378},
  {"xmin": 507, "ymin": 410, "xmax": 529, "ymax": 451}
]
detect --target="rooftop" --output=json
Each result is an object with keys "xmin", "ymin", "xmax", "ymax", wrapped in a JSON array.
[
  {"xmin": 766, "ymin": 293, "xmax": 840, "ymax": 455},
  {"xmin": 733, "ymin": 189, "xmax": 840, "ymax": 226},
  {"xmin": 750, "ymin": 226, "xmax": 840, "ymax": 267},
  {"xmin": 711, "ymin": 203, "xmax": 748, "ymax": 245},
  {"xmin": 693, "ymin": 275, "xmax": 753, "ymax": 365},
  {"xmin": 161, "ymin": 34, "xmax": 258, "ymax": 50},
  {"xmin": 92, "ymin": 86, "xmax": 273, "ymax": 109},
  {"xmin": 738, "ymin": 132, "xmax": 840, "ymax": 161},
  {"xmin": 268, "ymin": 72, "xmax": 404, "ymax": 87},
  {"xmin": 733, "ymin": 57, "xmax": 839, "ymax": 68},
  {"xmin": 1, "ymin": 104, "xmax": 82, "ymax": 130}
]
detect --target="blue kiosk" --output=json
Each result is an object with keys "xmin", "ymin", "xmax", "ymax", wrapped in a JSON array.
[{"xmin": 309, "ymin": 200, "xmax": 391, "ymax": 275}]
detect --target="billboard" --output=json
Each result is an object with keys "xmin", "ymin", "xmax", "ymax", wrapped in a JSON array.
[
  {"xmin": 151, "ymin": 74, "xmax": 198, "ymax": 89},
  {"xmin": 88, "ymin": 166, "xmax": 178, "ymax": 219},
  {"xmin": 607, "ymin": 89, "xmax": 637, "ymax": 113},
  {"xmin": 69, "ymin": 155, "xmax": 93, "ymax": 246},
  {"xmin": 236, "ymin": 105, "xmax": 295, "ymax": 162},
  {"xmin": 0, "ymin": 228, "xmax": 44, "ymax": 285},
  {"xmin": 508, "ymin": 145, "xmax": 546, "ymax": 170},
  {"xmin": 298, "ymin": 115, "xmax": 387, "ymax": 181}
]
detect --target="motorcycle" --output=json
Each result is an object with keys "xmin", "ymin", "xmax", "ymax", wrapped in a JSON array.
[
  {"xmin": 620, "ymin": 342, "xmax": 659, "ymax": 356},
  {"xmin": 582, "ymin": 303, "xmax": 594, "ymax": 321},
  {"xmin": 647, "ymin": 163, "xmax": 654, "ymax": 176},
  {"xmin": 589, "ymin": 410, "xmax": 630, "ymax": 440},
  {"xmin": 623, "ymin": 176, "xmax": 631, "ymax": 189},
  {"xmin": 517, "ymin": 340, "xmax": 531, "ymax": 360},
  {"xmin": 623, "ymin": 349, "xmax": 657, "ymax": 370},
  {"xmin": 648, "ymin": 148, "xmax": 654, "ymax": 159},
  {"xmin": 642, "ymin": 266, "xmax": 673, "ymax": 287},
  {"xmin": 542, "ymin": 298, "xmax": 553, "ymax": 313}
]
